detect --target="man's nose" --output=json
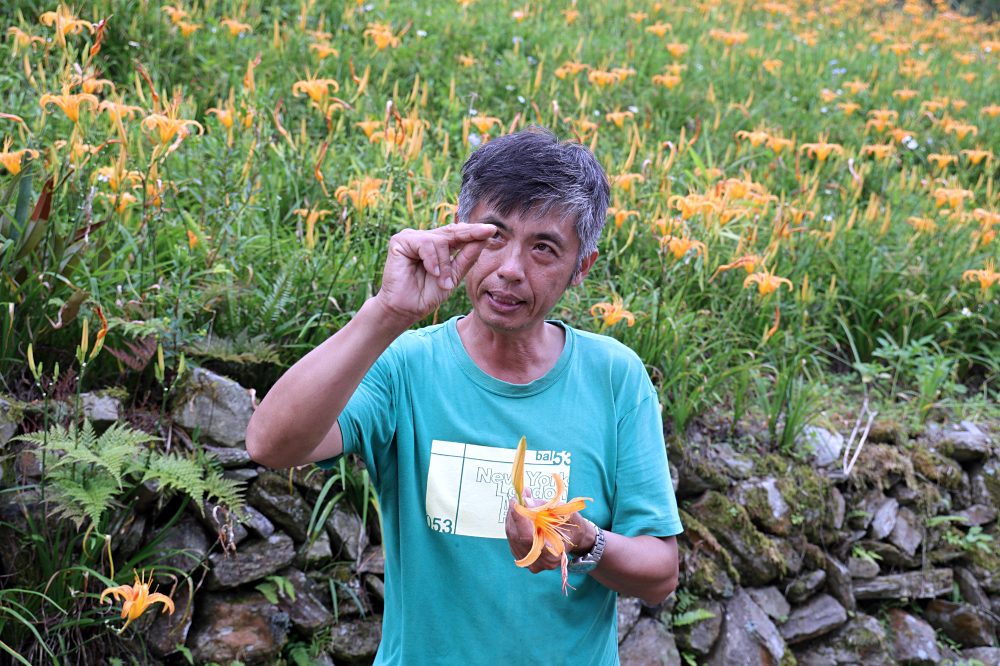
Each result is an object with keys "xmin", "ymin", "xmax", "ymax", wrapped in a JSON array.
[{"xmin": 496, "ymin": 245, "xmax": 526, "ymax": 282}]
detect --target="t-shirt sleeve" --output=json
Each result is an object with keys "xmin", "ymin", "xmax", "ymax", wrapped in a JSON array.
[
  {"xmin": 611, "ymin": 388, "xmax": 683, "ymax": 538},
  {"xmin": 314, "ymin": 345, "xmax": 399, "ymax": 488}
]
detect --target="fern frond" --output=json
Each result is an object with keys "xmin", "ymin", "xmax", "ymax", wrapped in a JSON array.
[
  {"xmin": 183, "ymin": 330, "xmax": 280, "ymax": 365},
  {"xmin": 203, "ymin": 473, "xmax": 246, "ymax": 517},
  {"xmin": 45, "ymin": 470, "xmax": 123, "ymax": 529},
  {"xmin": 142, "ymin": 453, "xmax": 208, "ymax": 507}
]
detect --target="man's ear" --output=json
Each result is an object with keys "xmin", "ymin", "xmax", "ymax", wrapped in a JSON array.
[{"xmin": 570, "ymin": 251, "xmax": 599, "ymax": 287}]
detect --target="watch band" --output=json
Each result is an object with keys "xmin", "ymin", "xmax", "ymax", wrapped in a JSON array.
[{"xmin": 567, "ymin": 520, "xmax": 605, "ymax": 573}]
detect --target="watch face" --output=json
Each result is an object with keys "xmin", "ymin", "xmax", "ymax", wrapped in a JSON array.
[{"xmin": 567, "ymin": 559, "xmax": 597, "ymax": 574}]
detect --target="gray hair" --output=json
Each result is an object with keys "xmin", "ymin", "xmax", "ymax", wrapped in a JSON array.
[{"xmin": 456, "ymin": 126, "xmax": 610, "ymax": 273}]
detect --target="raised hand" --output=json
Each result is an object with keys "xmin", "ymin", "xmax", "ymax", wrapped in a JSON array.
[{"xmin": 375, "ymin": 223, "xmax": 496, "ymax": 325}]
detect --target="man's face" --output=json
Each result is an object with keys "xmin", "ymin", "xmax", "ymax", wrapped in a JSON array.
[{"xmin": 464, "ymin": 202, "xmax": 597, "ymax": 334}]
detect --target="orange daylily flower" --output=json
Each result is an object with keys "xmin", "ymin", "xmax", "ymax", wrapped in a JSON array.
[
  {"xmin": 928, "ymin": 153, "xmax": 957, "ymax": 169},
  {"xmin": 0, "ymin": 138, "xmax": 39, "ymax": 176},
  {"xmin": 843, "ymin": 80, "xmax": 869, "ymax": 95},
  {"xmin": 335, "ymin": 177, "xmax": 384, "ymax": 211},
  {"xmin": 767, "ymin": 136, "xmax": 794, "ymax": 154},
  {"xmin": 292, "ymin": 207, "xmax": 332, "ymax": 249},
  {"xmin": 651, "ymin": 73, "xmax": 682, "ymax": 89},
  {"xmin": 100, "ymin": 570, "xmax": 175, "ymax": 633},
  {"xmin": 554, "ymin": 61, "xmax": 589, "ymax": 79},
  {"xmin": 310, "ymin": 43, "xmax": 340, "ymax": 59},
  {"xmin": 981, "ymin": 104, "xmax": 1000, "ymax": 119},
  {"xmin": 713, "ymin": 254, "xmax": 764, "ymax": 277},
  {"xmin": 861, "ymin": 144, "xmax": 895, "ymax": 160},
  {"xmin": 943, "ymin": 120, "xmax": 978, "ymax": 141},
  {"xmin": 611, "ymin": 173, "xmax": 644, "ymax": 193},
  {"xmin": 762, "ymin": 59, "xmax": 782, "ymax": 74},
  {"xmin": 562, "ymin": 8, "xmax": 579, "ymax": 24},
  {"xmin": 161, "ymin": 5, "xmax": 188, "ymax": 24},
  {"xmin": 364, "ymin": 22, "xmax": 400, "ymax": 50},
  {"xmin": 906, "ymin": 216, "xmax": 937, "ymax": 234},
  {"xmin": 962, "ymin": 260, "xmax": 1000, "ymax": 292},
  {"xmin": 865, "ymin": 109, "xmax": 898, "ymax": 132},
  {"xmin": 590, "ymin": 297, "xmax": 635, "ymax": 327},
  {"xmin": 660, "ymin": 234, "xmax": 707, "ymax": 261},
  {"xmin": 457, "ymin": 54, "xmax": 476, "ymax": 68},
  {"xmin": 799, "ymin": 139, "xmax": 844, "ymax": 162},
  {"xmin": 744, "ymin": 269, "xmax": 793, "ymax": 296},
  {"xmin": 7, "ymin": 27, "xmax": 45, "ymax": 54},
  {"xmin": 510, "ymin": 437, "xmax": 591, "ymax": 594},
  {"xmin": 605, "ymin": 110, "xmax": 634, "ymax": 128},
  {"xmin": 735, "ymin": 129, "xmax": 770, "ymax": 148},
  {"xmin": 142, "ymin": 106, "xmax": 204, "ymax": 145},
  {"xmin": 292, "ymin": 76, "xmax": 341, "ymax": 104},
  {"xmin": 645, "ymin": 22, "xmax": 672, "ymax": 37},
  {"xmin": 892, "ymin": 88, "xmax": 918, "ymax": 102},
  {"xmin": 607, "ymin": 207, "xmax": 639, "ymax": 228},
  {"xmin": 40, "ymin": 90, "xmax": 99, "ymax": 124},
  {"xmin": 837, "ymin": 102, "xmax": 861, "ymax": 117},
  {"xmin": 709, "ymin": 29, "xmax": 748, "ymax": 47},
  {"xmin": 933, "ymin": 187, "xmax": 973, "ymax": 209},
  {"xmin": 665, "ymin": 42, "xmax": 689, "ymax": 58},
  {"xmin": 669, "ymin": 193, "xmax": 720, "ymax": 220},
  {"xmin": 39, "ymin": 5, "xmax": 94, "ymax": 47},
  {"xmin": 356, "ymin": 120, "xmax": 382, "ymax": 138},
  {"xmin": 470, "ymin": 116, "xmax": 501, "ymax": 134},
  {"xmin": 219, "ymin": 18, "xmax": 252, "ymax": 36}
]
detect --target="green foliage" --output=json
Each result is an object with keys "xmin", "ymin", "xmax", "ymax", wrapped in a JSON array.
[
  {"xmin": 15, "ymin": 420, "xmax": 245, "ymax": 530},
  {"xmin": 256, "ymin": 574, "xmax": 296, "ymax": 605}
]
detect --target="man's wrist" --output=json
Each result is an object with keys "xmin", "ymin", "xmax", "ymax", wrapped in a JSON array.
[{"xmin": 569, "ymin": 518, "xmax": 597, "ymax": 557}]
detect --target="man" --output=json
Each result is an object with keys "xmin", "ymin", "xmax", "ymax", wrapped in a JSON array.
[{"xmin": 246, "ymin": 127, "xmax": 682, "ymax": 664}]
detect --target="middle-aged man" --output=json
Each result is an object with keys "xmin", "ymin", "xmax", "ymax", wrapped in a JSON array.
[{"xmin": 246, "ymin": 127, "xmax": 682, "ymax": 664}]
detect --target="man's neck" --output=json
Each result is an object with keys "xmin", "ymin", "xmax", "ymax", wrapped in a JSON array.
[{"xmin": 456, "ymin": 314, "xmax": 565, "ymax": 384}]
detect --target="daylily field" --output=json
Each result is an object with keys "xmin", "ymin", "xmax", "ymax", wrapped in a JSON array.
[{"xmin": 1, "ymin": 0, "xmax": 999, "ymax": 662}]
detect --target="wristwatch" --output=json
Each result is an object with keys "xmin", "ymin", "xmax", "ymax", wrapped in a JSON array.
[{"xmin": 567, "ymin": 520, "xmax": 605, "ymax": 574}]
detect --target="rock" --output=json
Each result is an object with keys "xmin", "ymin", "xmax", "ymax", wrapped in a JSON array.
[
  {"xmin": 714, "ymin": 443, "xmax": 755, "ymax": 479},
  {"xmin": 240, "ymin": 504, "xmax": 276, "ymax": 539},
  {"xmin": 794, "ymin": 613, "xmax": 893, "ymax": 666},
  {"xmin": 824, "ymin": 553, "xmax": 856, "ymax": 612},
  {"xmin": 295, "ymin": 530, "xmax": 332, "ymax": 569},
  {"xmin": 618, "ymin": 597, "xmax": 642, "ymax": 644},
  {"xmin": 854, "ymin": 539, "xmax": 919, "ymax": 569},
  {"xmin": 673, "ymin": 599, "xmax": 723, "ymax": 657},
  {"xmin": 847, "ymin": 556, "xmax": 880, "ymax": 579},
  {"xmin": 780, "ymin": 594, "xmax": 848, "ymax": 645},
  {"xmin": 801, "ymin": 425, "xmax": 844, "ymax": 467},
  {"xmin": 786, "ymin": 570, "xmax": 826, "ymax": 604},
  {"xmin": 357, "ymin": 545, "xmax": 385, "ymax": 575},
  {"xmin": 933, "ymin": 421, "xmax": 993, "ymax": 463},
  {"xmin": 733, "ymin": 477, "xmax": 792, "ymax": 536},
  {"xmin": 868, "ymin": 495, "xmax": 899, "ymax": 540},
  {"xmin": 925, "ymin": 599, "xmax": 997, "ymax": 647},
  {"xmin": 619, "ymin": 618, "xmax": 681, "ymax": 665},
  {"xmin": 13, "ymin": 449, "xmax": 42, "ymax": 481},
  {"xmin": 977, "ymin": 460, "xmax": 1000, "ymax": 517},
  {"xmin": 112, "ymin": 513, "xmax": 147, "ymax": 563},
  {"xmin": 675, "ymin": 447, "xmax": 729, "ymax": 497},
  {"xmin": 962, "ymin": 647, "xmax": 1000, "ymax": 665},
  {"xmin": 204, "ymin": 444, "xmax": 252, "ymax": 468},
  {"xmin": 364, "ymin": 573, "xmax": 384, "ymax": 602},
  {"xmin": 148, "ymin": 581, "xmax": 194, "ymax": 657},
  {"xmin": 80, "ymin": 391, "xmax": 121, "ymax": 422},
  {"xmin": 248, "ymin": 472, "xmax": 312, "ymax": 543},
  {"xmin": 773, "ymin": 537, "xmax": 805, "ymax": 577},
  {"xmin": 706, "ymin": 588, "xmax": 788, "ymax": 666},
  {"xmin": 224, "ymin": 467, "xmax": 259, "ymax": 483},
  {"xmin": 0, "ymin": 398, "xmax": 18, "ymax": 446},
  {"xmin": 208, "ymin": 532, "xmax": 296, "ymax": 589},
  {"xmin": 888, "ymin": 506, "xmax": 922, "ymax": 557},
  {"xmin": 829, "ymin": 486, "xmax": 846, "ymax": 530},
  {"xmin": 172, "ymin": 366, "xmax": 253, "ymax": 447},
  {"xmin": 867, "ymin": 419, "xmax": 907, "ymax": 446},
  {"xmin": 188, "ymin": 590, "xmax": 289, "ymax": 665},
  {"xmin": 688, "ymin": 491, "xmax": 785, "ymax": 587},
  {"xmin": 955, "ymin": 567, "xmax": 992, "ymax": 610},
  {"xmin": 956, "ymin": 504, "xmax": 998, "ymax": 527},
  {"xmin": 276, "ymin": 568, "xmax": 334, "ymax": 633},
  {"xmin": 854, "ymin": 569, "xmax": 953, "ymax": 600},
  {"xmin": 153, "ymin": 515, "xmax": 210, "ymax": 575},
  {"xmin": 889, "ymin": 608, "xmax": 942, "ymax": 665},
  {"xmin": 746, "ymin": 587, "xmax": 790, "ymax": 623},
  {"xmin": 329, "ymin": 616, "xmax": 382, "ymax": 664},
  {"xmin": 326, "ymin": 503, "xmax": 366, "ymax": 561}
]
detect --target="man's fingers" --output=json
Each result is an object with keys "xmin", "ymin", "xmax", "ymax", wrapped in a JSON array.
[
  {"xmin": 435, "ymin": 222, "xmax": 496, "ymax": 244},
  {"xmin": 449, "ymin": 239, "xmax": 487, "ymax": 284},
  {"xmin": 415, "ymin": 240, "xmax": 441, "ymax": 278}
]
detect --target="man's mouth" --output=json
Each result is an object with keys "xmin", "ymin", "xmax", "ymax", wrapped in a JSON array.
[{"xmin": 486, "ymin": 291, "xmax": 525, "ymax": 312}]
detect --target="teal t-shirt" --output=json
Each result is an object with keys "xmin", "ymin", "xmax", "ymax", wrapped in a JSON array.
[{"xmin": 323, "ymin": 316, "xmax": 682, "ymax": 665}]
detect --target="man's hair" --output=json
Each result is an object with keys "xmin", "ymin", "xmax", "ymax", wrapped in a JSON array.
[{"xmin": 457, "ymin": 126, "xmax": 610, "ymax": 272}]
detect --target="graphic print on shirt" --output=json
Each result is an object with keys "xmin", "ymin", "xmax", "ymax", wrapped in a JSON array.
[{"xmin": 425, "ymin": 439, "xmax": 572, "ymax": 538}]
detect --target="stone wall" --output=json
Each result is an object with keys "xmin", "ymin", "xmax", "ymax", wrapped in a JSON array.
[{"xmin": 3, "ymin": 368, "xmax": 998, "ymax": 665}]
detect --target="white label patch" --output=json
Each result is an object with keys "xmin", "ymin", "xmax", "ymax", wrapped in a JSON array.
[{"xmin": 425, "ymin": 440, "xmax": 572, "ymax": 538}]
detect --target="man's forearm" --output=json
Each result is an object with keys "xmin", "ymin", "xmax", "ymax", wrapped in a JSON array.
[
  {"xmin": 588, "ymin": 533, "xmax": 679, "ymax": 605},
  {"xmin": 245, "ymin": 297, "xmax": 411, "ymax": 468}
]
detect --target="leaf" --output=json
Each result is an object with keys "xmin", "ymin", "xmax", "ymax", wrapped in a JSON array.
[
  {"xmin": 512, "ymin": 435, "xmax": 526, "ymax": 506},
  {"xmin": 672, "ymin": 608, "xmax": 717, "ymax": 627}
]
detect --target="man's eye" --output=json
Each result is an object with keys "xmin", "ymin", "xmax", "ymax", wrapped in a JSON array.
[{"xmin": 535, "ymin": 243, "xmax": 554, "ymax": 253}]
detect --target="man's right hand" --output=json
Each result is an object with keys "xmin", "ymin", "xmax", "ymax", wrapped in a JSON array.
[{"xmin": 374, "ymin": 223, "xmax": 496, "ymax": 324}]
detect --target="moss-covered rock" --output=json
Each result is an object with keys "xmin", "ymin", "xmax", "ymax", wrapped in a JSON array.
[
  {"xmin": 677, "ymin": 509, "xmax": 739, "ymax": 598},
  {"xmin": 687, "ymin": 491, "xmax": 786, "ymax": 587}
]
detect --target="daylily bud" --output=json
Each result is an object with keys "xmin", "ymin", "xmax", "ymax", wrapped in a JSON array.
[
  {"xmin": 27, "ymin": 343, "xmax": 38, "ymax": 379},
  {"xmin": 177, "ymin": 353, "xmax": 186, "ymax": 378},
  {"xmin": 80, "ymin": 317, "xmax": 89, "ymax": 356},
  {"xmin": 155, "ymin": 343, "xmax": 165, "ymax": 383}
]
